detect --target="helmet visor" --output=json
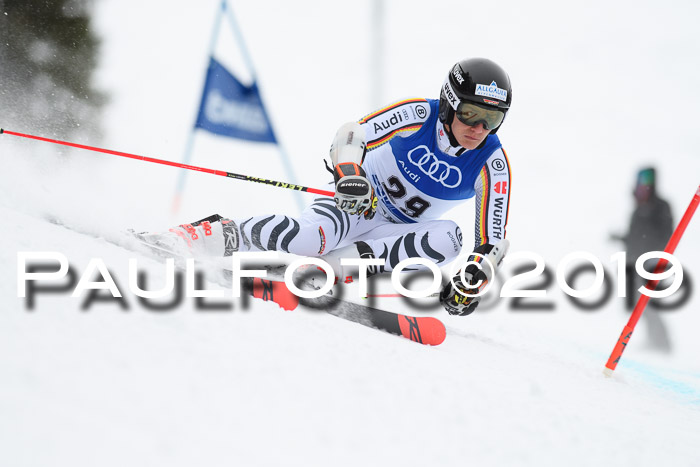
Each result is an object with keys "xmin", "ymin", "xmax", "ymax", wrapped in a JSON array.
[{"xmin": 455, "ymin": 102, "xmax": 505, "ymax": 130}]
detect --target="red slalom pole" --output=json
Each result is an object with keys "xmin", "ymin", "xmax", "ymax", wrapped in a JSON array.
[
  {"xmin": 604, "ymin": 185, "xmax": 700, "ymax": 375},
  {"xmin": 0, "ymin": 128, "xmax": 334, "ymax": 197}
]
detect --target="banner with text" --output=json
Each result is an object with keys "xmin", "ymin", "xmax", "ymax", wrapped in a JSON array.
[{"xmin": 194, "ymin": 57, "xmax": 277, "ymax": 143}]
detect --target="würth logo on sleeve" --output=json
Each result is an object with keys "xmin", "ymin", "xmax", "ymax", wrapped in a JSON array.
[{"xmin": 495, "ymin": 181, "xmax": 508, "ymax": 194}]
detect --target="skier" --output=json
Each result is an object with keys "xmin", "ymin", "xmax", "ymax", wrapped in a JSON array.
[{"xmin": 142, "ymin": 58, "xmax": 513, "ymax": 316}]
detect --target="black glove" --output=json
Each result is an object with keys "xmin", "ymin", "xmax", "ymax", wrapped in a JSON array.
[
  {"xmin": 333, "ymin": 162, "xmax": 377, "ymax": 219},
  {"xmin": 439, "ymin": 262, "xmax": 488, "ymax": 316}
]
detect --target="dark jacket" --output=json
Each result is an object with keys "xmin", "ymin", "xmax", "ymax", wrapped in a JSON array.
[{"xmin": 624, "ymin": 195, "xmax": 673, "ymax": 261}]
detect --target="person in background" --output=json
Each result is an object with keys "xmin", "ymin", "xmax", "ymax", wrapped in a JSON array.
[{"xmin": 612, "ymin": 167, "xmax": 673, "ymax": 352}]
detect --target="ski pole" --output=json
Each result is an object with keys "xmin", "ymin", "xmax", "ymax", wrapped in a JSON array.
[
  {"xmin": 0, "ymin": 128, "xmax": 334, "ymax": 197},
  {"xmin": 604, "ymin": 184, "xmax": 700, "ymax": 376}
]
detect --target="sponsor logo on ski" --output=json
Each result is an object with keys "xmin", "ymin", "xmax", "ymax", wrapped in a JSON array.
[{"xmin": 475, "ymin": 81, "xmax": 508, "ymax": 101}]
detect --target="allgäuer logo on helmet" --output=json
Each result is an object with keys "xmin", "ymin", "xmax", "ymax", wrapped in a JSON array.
[{"xmin": 475, "ymin": 81, "xmax": 508, "ymax": 101}]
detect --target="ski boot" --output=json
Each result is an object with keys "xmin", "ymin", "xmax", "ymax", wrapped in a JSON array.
[{"xmin": 133, "ymin": 214, "xmax": 239, "ymax": 258}]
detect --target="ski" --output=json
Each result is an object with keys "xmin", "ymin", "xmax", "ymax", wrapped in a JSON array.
[
  {"xmin": 243, "ymin": 277, "xmax": 446, "ymax": 346},
  {"xmin": 125, "ymin": 227, "xmax": 446, "ymax": 345}
]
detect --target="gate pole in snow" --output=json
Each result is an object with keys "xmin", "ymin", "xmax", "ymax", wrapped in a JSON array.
[{"xmin": 604, "ymin": 185, "xmax": 700, "ymax": 376}]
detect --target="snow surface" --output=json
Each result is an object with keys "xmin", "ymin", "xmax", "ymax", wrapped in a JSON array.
[{"xmin": 2, "ymin": 0, "xmax": 700, "ymax": 466}]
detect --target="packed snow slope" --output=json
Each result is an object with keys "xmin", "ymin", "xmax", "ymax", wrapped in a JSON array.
[
  {"xmin": 2, "ymin": 0, "xmax": 700, "ymax": 466},
  {"xmin": 1, "ymin": 202, "xmax": 700, "ymax": 467}
]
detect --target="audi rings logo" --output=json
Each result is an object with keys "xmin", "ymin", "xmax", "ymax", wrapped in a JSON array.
[{"xmin": 407, "ymin": 145, "xmax": 462, "ymax": 188}]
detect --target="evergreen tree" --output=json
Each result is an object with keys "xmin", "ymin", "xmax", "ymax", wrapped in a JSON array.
[{"xmin": 0, "ymin": 0, "xmax": 105, "ymax": 138}]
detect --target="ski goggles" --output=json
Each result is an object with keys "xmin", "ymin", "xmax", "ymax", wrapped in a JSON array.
[{"xmin": 455, "ymin": 102, "xmax": 505, "ymax": 130}]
